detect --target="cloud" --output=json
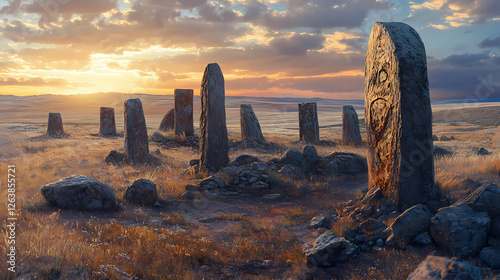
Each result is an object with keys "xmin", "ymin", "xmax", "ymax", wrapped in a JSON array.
[
  {"xmin": 0, "ymin": 76, "xmax": 69, "ymax": 87},
  {"xmin": 479, "ymin": 36, "xmax": 500, "ymax": 48},
  {"xmin": 0, "ymin": 0, "xmax": 22, "ymax": 14},
  {"xmin": 270, "ymin": 33, "xmax": 325, "ymax": 56},
  {"xmin": 24, "ymin": 0, "xmax": 118, "ymax": 24}
]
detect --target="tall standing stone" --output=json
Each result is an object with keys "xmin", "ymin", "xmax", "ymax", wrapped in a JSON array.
[
  {"xmin": 342, "ymin": 105, "xmax": 362, "ymax": 147},
  {"xmin": 124, "ymin": 98, "xmax": 149, "ymax": 163},
  {"xmin": 46, "ymin": 112, "xmax": 65, "ymax": 137},
  {"xmin": 99, "ymin": 107, "xmax": 116, "ymax": 136},
  {"xmin": 174, "ymin": 89, "xmax": 194, "ymax": 136},
  {"xmin": 365, "ymin": 22, "xmax": 435, "ymax": 211},
  {"xmin": 159, "ymin": 108, "xmax": 175, "ymax": 132},
  {"xmin": 299, "ymin": 102, "xmax": 319, "ymax": 143},
  {"xmin": 240, "ymin": 104, "xmax": 266, "ymax": 144},
  {"xmin": 199, "ymin": 63, "xmax": 229, "ymax": 172}
]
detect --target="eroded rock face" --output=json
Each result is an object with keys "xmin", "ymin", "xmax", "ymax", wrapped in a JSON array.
[
  {"xmin": 317, "ymin": 152, "xmax": 368, "ymax": 176},
  {"xmin": 99, "ymin": 107, "xmax": 116, "ymax": 136},
  {"xmin": 159, "ymin": 108, "xmax": 175, "ymax": 132},
  {"xmin": 199, "ymin": 63, "xmax": 229, "ymax": 172},
  {"xmin": 342, "ymin": 105, "xmax": 362, "ymax": 147},
  {"xmin": 123, "ymin": 179, "xmax": 158, "ymax": 206},
  {"xmin": 430, "ymin": 204, "xmax": 490, "ymax": 258},
  {"xmin": 299, "ymin": 102, "xmax": 319, "ymax": 143},
  {"xmin": 175, "ymin": 89, "xmax": 194, "ymax": 136},
  {"xmin": 364, "ymin": 22, "xmax": 436, "ymax": 211},
  {"xmin": 304, "ymin": 232, "xmax": 358, "ymax": 267},
  {"xmin": 124, "ymin": 98, "xmax": 150, "ymax": 163},
  {"xmin": 46, "ymin": 112, "xmax": 65, "ymax": 137},
  {"xmin": 41, "ymin": 175, "xmax": 117, "ymax": 211},
  {"xmin": 407, "ymin": 255, "xmax": 482, "ymax": 280},
  {"xmin": 387, "ymin": 204, "xmax": 433, "ymax": 245},
  {"xmin": 240, "ymin": 104, "xmax": 266, "ymax": 144},
  {"xmin": 452, "ymin": 184, "xmax": 500, "ymax": 217}
]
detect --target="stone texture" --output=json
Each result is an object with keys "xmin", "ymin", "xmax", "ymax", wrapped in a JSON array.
[
  {"xmin": 317, "ymin": 152, "xmax": 368, "ymax": 176},
  {"xmin": 124, "ymin": 98, "xmax": 150, "ymax": 163},
  {"xmin": 240, "ymin": 104, "xmax": 266, "ymax": 144},
  {"xmin": 199, "ymin": 63, "xmax": 229, "ymax": 172},
  {"xmin": 406, "ymin": 255, "xmax": 482, "ymax": 280},
  {"xmin": 41, "ymin": 175, "xmax": 117, "ymax": 211},
  {"xmin": 491, "ymin": 216, "xmax": 500, "ymax": 238},
  {"xmin": 46, "ymin": 112, "xmax": 65, "ymax": 137},
  {"xmin": 453, "ymin": 184, "xmax": 500, "ymax": 217},
  {"xmin": 298, "ymin": 102, "xmax": 319, "ymax": 143},
  {"xmin": 230, "ymin": 154, "xmax": 259, "ymax": 166},
  {"xmin": 364, "ymin": 22, "xmax": 436, "ymax": 211},
  {"xmin": 304, "ymin": 232, "xmax": 358, "ymax": 267},
  {"xmin": 434, "ymin": 146, "xmax": 453, "ymax": 157},
  {"xmin": 123, "ymin": 179, "xmax": 158, "ymax": 206},
  {"xmin": 159, "ymin": 108, "xmax": 175, "ymax": 132},
  {"xmin": 430, "ymin": 204, "xmax": 490, "ymax": 258},
  {"xmin": 308, "ymin": 216, "xmax": 332, "ymax": 229},
  {"xmin": 99, "ymin": 107, "xmax": 116, "ymax": 136},
  {"xmin": 388, "ymin": 204, "xmax": 433, "ymax": 245},
  {"xmin": 174, "ymin": 89, "xmax": 194, "ymax": 136},
  {"xmin": 479, "ymin": 246, "xmax": 500, "ymax": 269},
  {"xmin": 279, "ymin": 150, "xmax": 304, "ymax": 167},
  {"xmin": 342, "ymin": 105, "xmax": 362, "ymax": 147},
  {"xmin": 302, "ymin": 145, "xmax": 320, "ymax": 174}
]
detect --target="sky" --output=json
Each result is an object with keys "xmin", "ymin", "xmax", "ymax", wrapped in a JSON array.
[{"xmin": 0, "ymin": 0, "xmax": 498, "ymax": 100}]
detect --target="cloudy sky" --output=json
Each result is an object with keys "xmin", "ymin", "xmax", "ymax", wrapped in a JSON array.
[{"xmin": 0, "ymin": 0, "xmax": 499, "ymax": 100}]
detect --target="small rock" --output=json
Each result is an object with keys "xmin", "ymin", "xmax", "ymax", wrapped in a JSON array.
[
  {"xmin": 124, "ymin": 179, "xmax": 158, "ymax": 206},
  {"xmin": 304, "ymin": 232, "xmax": 358, "ymax": 267},
  {"xmin": 474, "ymin": 147, "xmax": 491, "ymax": 155},
  {"xmin": 439, "ymin": 135, "xmax": 450, "ymax": 141},
  {"xmin": 280, "ymin": 150, "xmax": 303, "ymax": 167},
  {"xmin": 262, "ymin": 194, "xmax": 282, "ymax": 200},
  {"xmin": 453, "ymin": 184, "xmax": 500, "ymax": 217},
  {"xmin": 407, "ymin": 255, "xmax": 482, "ymax": 280},
  {"xmin": 251, "ymin": 162, "xmax": 268, "ymax": 173},
  {"xmin": 181, "ymin": 191, "xmax": 195, "ymax": 200},
  {"xmin": 413, "ymin": 232, "xmax": 432, "ymax": 246},
  {"xmin": 185, "ymin": 184, "xmax": 197, "ymax": 191},
  {"xmin": 433, "ymin": 146, "xmax": 453, "ymax": 157},
  {"xmin": 388, "ymin": 204, "xmax": 433, "ymax": 245},
  {"xmin": 230, "ymin": 154, "xmax": 259, "ymax": 166},
  {"xmin": 297, "ymin": 184, "xmax": 311, "ymax": 194},
  {"xmin": 153, "ymin": 149, "xmax": 161, "ymax": 155},
  {"xmin": 105, "ymin": 150, "xmax": 128, "ymax": 165},
  {"xmin": 308, "ymin": 216, "xmax": 331, "ymax": 229},
  {"xmin": 375, "ymin": 239, "xmax": 384, "ymax": 247},
  {"xmin": 189, "ymin": 159, "xmax": 200, "ymax": 166},
  {"xmin": 479, "ymin": 246, "xmax": 500, "ymax": 269}
]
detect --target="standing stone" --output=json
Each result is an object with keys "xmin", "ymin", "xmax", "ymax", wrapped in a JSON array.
[
  {"xmin": 342, "ymin": 105, "xmax": 362, "ymax": 147},
  {"xmin": 365, "ymin": 22, "xmax": 436, "ymax": 211},
  {"xmin": 240, "ymin": 104, "xmax": 266, "ymax": 144},
  {"xmin": 174, "ymin": 89, "xmax": 194, "ymax": 136},
  {"xmin": 124, "ymin": 98, "xmax": 149, "ymax": 163},
  {"xmin": 159, "ymin": 108, "xmax": 175, "ymax": 132},
  {"xmin": 46, "ymin": 112, "xmax": 65, "ymax": 137},
  {"xmin": 299, "ymin": 102, "xmax": 319, "ymax": 143},
  {"xmin": 199, "ymin": 63, "xmax": 229, "ymax": 172},
  {"xmin": 99, "ymin": 107, "xmax": 116, "ymax": 136}
]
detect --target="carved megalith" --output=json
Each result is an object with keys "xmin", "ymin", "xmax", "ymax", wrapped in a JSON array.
[
  {"xmin": 46, "ymin": 112, "xmax": 65, "ymax": 137},
  {"xmin": 299, "ymin": 102, "xmax": 319, "ymax": 143},
  {"xmin": 240, "ymin": 104, "xmax": 266, "ymax": 144},
  {"xmin": 124, "ymin": 98, "xmax": 149, "ymax": 163},
  {"xmin": 159, "ymin": 108, "xmax": 175, "ymax": 132},
  {"xmin": 365, "ymin": 22, "xmax": 436, "ymax": 211},
  {"xmin": 99, "ymin": 107, "xmax": 116, "ymax": 136},
  {"xmin": 174, "ymin": 89, "xmax": 194, "ymax": 136},
  {"xmin": 199, "ymin": 63, "xmax": 229, "ymax": 172},
  {"xmin": 342, "ymin": 105, "xmax": 362, "ymax": 147}
]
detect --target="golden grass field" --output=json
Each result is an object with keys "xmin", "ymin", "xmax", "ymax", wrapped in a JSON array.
[{"xmin": 1, "ymin": 94, "xmax": 500, "ymax": 279}]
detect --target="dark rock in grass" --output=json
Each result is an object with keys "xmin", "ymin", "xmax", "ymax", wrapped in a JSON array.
[
  {"xmin": 407, "ymin": 255, "xmax": 482, "ymax": 280},
  {"xmin": 308, "ymin": 216, "xmax": 331, "ymax": 229},
  {"xmin": 124, "ymin": 179, "xmax": 158, "ymax": 206},
  {"xmin": 453, "ymin": 184, "xmax": 500, "ymax": 217},
  {"xmin": 479, "ymin": 246, "xmax": 500, "ymax": 269},
  {"xmin": 189, "ymin": 159, "xmax": 200, "ymax": 167},
  {"xmin": 318, "ymin": 152, "xmax": 367, "ymax": 176},
  {"xmin": 473, "ymin": 147, "xmax": 491, "ymax": 155},
  {"xmin": 431, "ymin": 204, "xmax": 490, "ymax": 258},
  {"xmin": 105, "ymin": 150, "xmax": 128, "ymax": 165},
  {"xmin": 181, "ymin": 191, "xmax": 195, "ymax": 200},
  {"xmin": 230, "ymin": 154, "xmax": 260, "ymax": 166},
  {"xmin": 433, "ymin": 146, "xmax": 453, "ymax": 157},
  {"xmin": 279, "ymin": 150, "xmax": 304, "ymax": 167},
  {"xmin": 41, "ymin": 175, "xmax": 117, "ymax": 211},
  {"xmin": 432, "ymin": 135, "xmax": 438, "ymax": 141},
  {"xmin": 304, "ymin": 232, "xmax": 358, "ymax": 267},
  {"xmin": 440, "ymin": 135, "xmax": 450, "ymax": 141}
]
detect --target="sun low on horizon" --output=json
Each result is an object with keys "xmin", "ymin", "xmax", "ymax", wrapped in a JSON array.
[{"xmin": 0, "ymin": 0, "xmax": 498, "ymax": 100}]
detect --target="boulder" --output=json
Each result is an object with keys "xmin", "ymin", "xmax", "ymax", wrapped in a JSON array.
[
  {"xmin": 453, "ymin": 184, "xmax": 500, "ymax": 217},
  {"xmin": 308, "ymin": 216, "xmax": 331, "ymax": 229},
  {"xmin": 230, "ymin": 154, "xmax": 259, "ymax": 166},
  {"xmin": 388, "ymin": 204, "xmax": 433, "ymax": 245},
  {"xmin": 304, "ymin": 232, "xmax": 358, "ymax": 267},
  {"xmin": 159, "ymin": 109, "xmax": 175, "ymax": 132},
  {"xmin": 431, "ymin": 204, "xmax": 491, "ymax": 258},
  {"xmin": 318, "ymin": 152, "xmax": 367, "ymax": 176},
  {"xmin": 406, "ymin": 255, "xmax": 482, "ymax": 280},
  {"xmin": 104, "ymin": 150, "xmax": 128, "ymax": 165},
  {"xmin": 41, "ymin": 175, "xmax": 117, "ymax": 211},
  {"xmin": 280, "ymin": 150, "xmax": 304, "ymax": 167},
  {"xmin": 479, "ymin": 246, "xmax": 500, "ymax": 269},
  {"xmin": 123, "ymin": 179, "xmax": 158, "ymax": 206}
]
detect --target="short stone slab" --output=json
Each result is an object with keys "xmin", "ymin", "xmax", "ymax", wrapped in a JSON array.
[
  {"xmin": 41, "ymin": 175, "xmax": 117, "ymax": 211},
  {"xmin": 406, "ymin": 255, "xmax": 482, "ymax": 280},
  {"xmin": 123, "ymin": 179, "xmax": 158, "ymax": 206}
]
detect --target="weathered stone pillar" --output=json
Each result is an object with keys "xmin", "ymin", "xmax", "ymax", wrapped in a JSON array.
[
  {"xmin": 365, "ymin": 22, "xmax": 435, "ymax": 210},
  {"xmin": 99, "ymin": 107, "xmax": 116, "ymax": 136},
  {"xmin": 342, "ymin": 105, "xmax": 362, "ymax": 147},
  {"xmin": 299, "ymin": 102, "xmax": 319, "ymax": 143},
  {"xmin": 174, "ymin": 89, "xmax": 194, "ymax": 136},
  {"xmin": 159, "ymin": 108, "xmax": 175, "ymax": 132},
  {"xmin": 199, "ymin": 63, "xmax": 229, "ymax": 172},
  {"xmin": 240, "ymin": 104, "xmax": 266, "ymax": 144},
  {"xmin": 124, "ymin": 98, "xmax": 149, "ymax": 163},
  {"xmin": 46, "ymin": 112, "xmax": 65, "ymax": 137}
]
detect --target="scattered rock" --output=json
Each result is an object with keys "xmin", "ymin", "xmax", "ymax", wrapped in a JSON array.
[
  {"xmin": 453, "ymin": 184, "xmax": 500, "ymax": 217},
  {"xmin": 181, "ymin": 191, "xmax": 195, "ymax": 200},
  {"xmin": 262, "ymin": 193, "xmax": 282, "ymax": 200},
  {"xmin": 124, "ymin": 179, "xmax": 158, "ymax": 206},
  {"xmin": 41, "ymin": 175, "xmax": 117, "ymax": 211},
  {"xmin": 433, "ymin": 146, "xmax": 453, "ymax": 157},
  {"xmin": 407, "ymin": 255, "xmax": 482, "ymax": 280},
  {"xmin": 153, "ymin": 149, "xmax": 161, "ymax": 155},
  {"xmin": 280, "ymin": 150, "xmax": 304, "ymax": 167},
  {"xmin": 308, "ymin": 216, "xmax": 331, "ymax": 229},
  {"xmin": 440, "ymin": 135, "xmax": 450, "ymax": 141},
  {"xmin": 361, "ymin": 186, "xmax": 383, "ymax": 205},
  {"xmin": 318, "ymin": 152, "xmax": 367, "ymax": 176},
  {"xmin": 413, "ymin": 232, "xmax": 433, "ymax": 246},
  {"xmin": 105, "ymin": 150, "xmax": 128, "ymax": 165},
  {"xmin": 431, "ymin": 204, "xmax": 491, "ymax": 258},
  {"xmin": 388, "ymin": 204, "xmax": 433, "ymax": 245},
  {"xmin": 479, "ymin": 246, "xmax": 500, "ymax": 269},
  {"xmin": 185, "ymin": 184, "xmax": 197, "ymax": 191},
  {"xmin": 297, "ymin": 184, "xmax": 311, "ymax": 195},
  {"xmin": 304, "ymin": 232, "xmax": 358, "ymax": 267},
  {"xmin": 189, "ymin": 159, "xmax": 200, "ymax": 167},
  {"xmin": 432, "ymin": 135, "xmax": 438, "ymax": 141},
  {"xmin": 474, "ymin": 148, "xmax": 491, "ymax": 155},
  {"xmin": 230, "ymin": 154, "xmax": 259, "ymax": 166}
]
